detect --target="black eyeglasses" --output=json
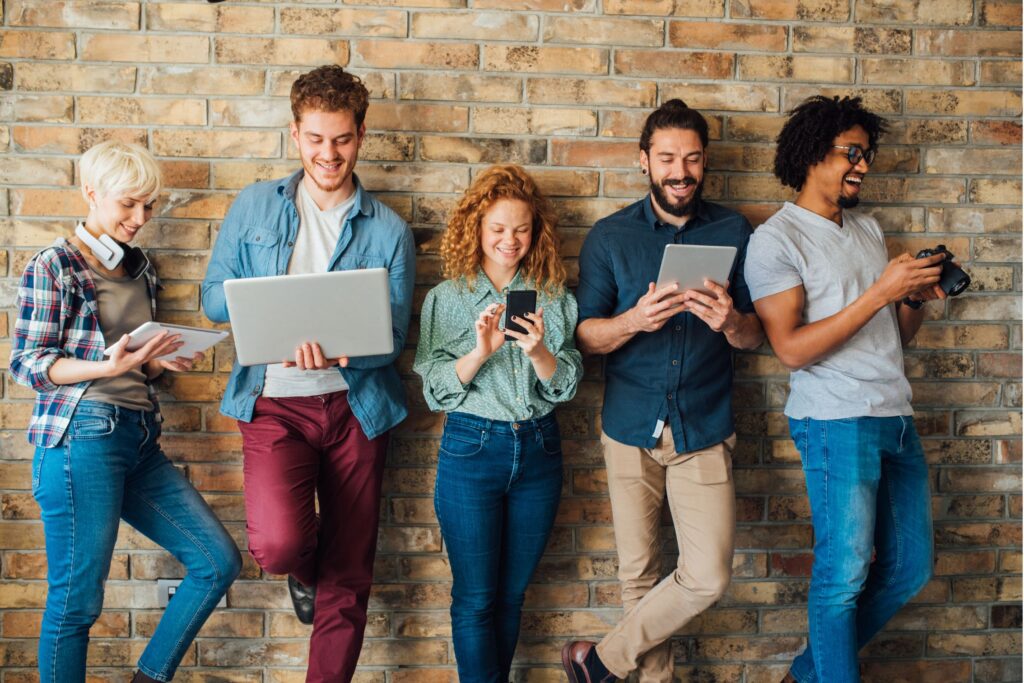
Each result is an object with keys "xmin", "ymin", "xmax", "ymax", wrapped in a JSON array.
[{"xmin": 832, "ymin": 144, "xmax": 876, "ymax": 166}]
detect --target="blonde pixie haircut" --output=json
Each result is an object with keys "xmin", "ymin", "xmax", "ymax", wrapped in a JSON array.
[{"xmin": 79, "ymin": 141, "xmax": 162, "ymax": 204}]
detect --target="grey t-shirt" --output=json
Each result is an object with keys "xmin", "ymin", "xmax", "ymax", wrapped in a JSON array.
[
  {"xmin": 83, "ymin": 266, "xmax": 155, "ymax": 412},
  {"xmin": 744, "ymin": 202, "xmax": 912, "ymax": 419}
]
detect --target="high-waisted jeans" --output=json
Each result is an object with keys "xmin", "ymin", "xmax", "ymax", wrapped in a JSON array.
[
  {"xmin": 434, "ymin": 411, "xmax": 563, "ymax": 683},
  {"xmin": 788, "ymin": 415, "xmax": 933, "ymax": 683},
  {"xmin": 33, "ymin": 400, "xmax": 241, "ymax": 683}
]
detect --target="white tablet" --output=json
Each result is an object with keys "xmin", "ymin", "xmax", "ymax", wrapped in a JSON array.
[
  {"xmin": 103, "ymin": 322, "xmax": 229, "ymax": 360},
  {"xmin": 224, "ymin": 268, "xmax": 393, "ymax": 367},
  {"xmin": 655, "ymin": 244, "xmax": 738, "ymax": 294}
]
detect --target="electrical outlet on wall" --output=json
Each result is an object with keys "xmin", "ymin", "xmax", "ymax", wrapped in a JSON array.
[{"xmin": 157, "ymin": 579, "xmax": 228, "ymax": 608}]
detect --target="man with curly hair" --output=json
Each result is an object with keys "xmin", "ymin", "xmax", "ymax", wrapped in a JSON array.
[
  {"xmin": 202, "ymin": 65, "xmax": 415, "ymax": 682},
  {"xmin": 743, "ymin": 96, "xmax": 945, "ymax": 683},
  {"xmin": 562, "ymin": 99, "xmax": 764, "ymax": 683}
]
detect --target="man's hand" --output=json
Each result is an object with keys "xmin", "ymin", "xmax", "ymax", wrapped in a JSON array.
[
  {"xmin": 870, "ymin": 252, "xmax": 945, "ymax": 307},
  {"xmin": 626, "ymin": 282, "xmax": 689, "ymax": 333},
  {"xmin": 282, "ymin": 342, "xmax": 349, "ymax": 370},
  {"xmin": 681, "ymin": 279, "xmax": 739, "ymax": 334}
]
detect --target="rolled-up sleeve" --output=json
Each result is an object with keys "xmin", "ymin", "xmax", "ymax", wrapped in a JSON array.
[
  {"xmin": 10, "ymin": 254, "xmax": 64, "ymax": 393},
  {"xmin": 536, "ymin": 291, "xmax": 583, "ymax": 403},
  {"xmin": 413, "ymin": 287, "xmax": 471, "ymax": 412}
]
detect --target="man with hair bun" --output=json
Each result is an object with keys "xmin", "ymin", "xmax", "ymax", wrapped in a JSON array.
[
  {"xmin": 202, "ymin": 65, "xmax": 415, "ymax": 683},
  {"xmin": 562, "ymin": 100, "xmax": 764, "ymax": 682},
  {"xmin": 745, "ymin": 95, "xmax": 942, "ymax": 683}
]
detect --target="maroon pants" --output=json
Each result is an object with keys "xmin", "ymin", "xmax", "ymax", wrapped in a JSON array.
[{"xmin": 239, "ymin": 393, "xmax": 387, "ymax": 683}]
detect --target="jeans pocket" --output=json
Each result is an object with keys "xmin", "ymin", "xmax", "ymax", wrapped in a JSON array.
[
  {"xmin": 439, "ymin": 420, "xmax": 486, "ymax": 458},
  {"xmin": 539, "ymin": 419, "xmax": 562, "ymax": 456},
  {"xmin": 69, "ymin": 413, "xmax": 116, "ymax": 441}
]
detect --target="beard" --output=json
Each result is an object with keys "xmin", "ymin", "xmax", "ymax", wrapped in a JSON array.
[
  {"xmin": 302, "ymin": 156, "xmax": 351, "ymax": 194},
  {"xmin": 650, "ymin": 176, "xmax": 703, "ymax": 218},
  {"xmin": 837, "ymin": 194, "xmax": 860, "ymax": 209}
]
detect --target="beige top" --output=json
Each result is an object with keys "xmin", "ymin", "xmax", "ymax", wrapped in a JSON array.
[{"xmin": 82, "ymin": 266, "xmax": 155, "ymax": 412}]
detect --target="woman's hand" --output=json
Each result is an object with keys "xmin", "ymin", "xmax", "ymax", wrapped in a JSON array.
[
  {"xmin": 504, "ymin": 307, "xmax": 548, "ymax": 358},
  {"xmin": 474, "ymin": 303, "xmax": 507, "ymax": 360},
  {"xmin": 157, "ymin": 351, "xmax": 205, "ymax": 373},
  {"xmin": 505, "ymin": 307, "xmax": 557, "ymax": 381},
  {"xmin": 105, "ymin": 331, "xmax": 183, "ymax": 378}
]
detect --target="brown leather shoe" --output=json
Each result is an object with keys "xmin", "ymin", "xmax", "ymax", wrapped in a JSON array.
[
  {"xmin": 561, "ymin": 641, "xmax": 616, "ymax": 682},
  {"xmin": 780, "ymin": 673, "xmax": 798, "ymax": 683}
]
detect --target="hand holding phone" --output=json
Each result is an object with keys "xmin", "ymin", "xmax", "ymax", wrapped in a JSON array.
[{"xmin": 504, "ymin": 290, "xmax": 537, "ymax": 341}]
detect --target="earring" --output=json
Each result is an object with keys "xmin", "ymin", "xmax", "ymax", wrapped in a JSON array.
[{"xmin": 641, "ymin": 168, "xmax": 648, "ymax": 175}]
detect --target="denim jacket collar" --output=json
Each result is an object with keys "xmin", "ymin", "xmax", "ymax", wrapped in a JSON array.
[{"xmin": 277, "ymin": 169, "xmax": 375, "ymax": 220}]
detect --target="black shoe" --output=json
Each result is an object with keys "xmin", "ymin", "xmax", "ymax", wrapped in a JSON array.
[
  {"xmin": 287, "ymin": 575, "xmax": 316, "ymax": 625},
  {"xmin": 131, "ymin": 672, "xmax": 159, "ymax": 683}
]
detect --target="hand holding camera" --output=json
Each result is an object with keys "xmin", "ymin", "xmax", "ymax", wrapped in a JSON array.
[{"xmin": 873, "ymin": 244, "xmax": 971, "ymax": 310}]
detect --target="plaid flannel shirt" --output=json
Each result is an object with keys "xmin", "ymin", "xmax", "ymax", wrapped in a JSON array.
[{"xmin": 10, "ymin": 238, "xmax": 161, "ymax": 448}]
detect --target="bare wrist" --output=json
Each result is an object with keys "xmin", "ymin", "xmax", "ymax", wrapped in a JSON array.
[
  {"xmin": 468, "ymin": 348, "xmax": 490, "ymax": 365},
  {"xmin": 620, "ymin": 308, "xmax": 640, "ymax": 336},
  {"xmin": 100, "ymin": 359, "xmax": 119, "ymax": 379}
]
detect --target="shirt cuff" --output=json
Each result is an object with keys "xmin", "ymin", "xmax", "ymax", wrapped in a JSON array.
[{"xmin": 538, "ymin": 356, "xmax": 572, "ymax": 395}]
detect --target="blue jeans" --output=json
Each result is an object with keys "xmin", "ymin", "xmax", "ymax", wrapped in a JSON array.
[
  {"xmin": 32, "ymin": 401, "xmax": 241, "ymax": 683},
  {"xmin": 434, "ymin": 411, "xmax": 563, "ymax": 683},
  {"xmin": 788, "ymin": 416, "xmax": 933, "ymax": 683}
]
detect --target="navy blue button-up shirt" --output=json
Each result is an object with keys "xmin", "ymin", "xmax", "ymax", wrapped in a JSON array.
[{"xmin": 576, "ymin": 196, "xmax": 754, "ymax": 453}]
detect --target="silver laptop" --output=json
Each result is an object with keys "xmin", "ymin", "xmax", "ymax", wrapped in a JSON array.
[{"xmin": 224, "ymin": 268, "xmax": 393, "ymax": 367}]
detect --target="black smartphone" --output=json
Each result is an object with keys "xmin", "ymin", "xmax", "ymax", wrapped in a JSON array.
[{"xmin": 504, "ymin": 290, "xmax": 537, "ymax": 341}]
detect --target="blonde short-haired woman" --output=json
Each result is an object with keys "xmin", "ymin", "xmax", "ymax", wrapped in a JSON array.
[{"xmin": 10, "ymin": 141, "xmax": 240, "ymax": 683}]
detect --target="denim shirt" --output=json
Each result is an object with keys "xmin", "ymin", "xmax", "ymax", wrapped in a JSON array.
[
  {"xmin": 201, "ymin": 171, "xmax": 416, "ymax": 440},
  {"xmin": 576, "ymin": 196, "xmax": 754, "ymax": 453}
]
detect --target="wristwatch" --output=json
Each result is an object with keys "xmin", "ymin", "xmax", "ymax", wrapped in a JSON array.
[{"xmin": 901, "ymin": 297, "xmax": 924, "ymax": 310}]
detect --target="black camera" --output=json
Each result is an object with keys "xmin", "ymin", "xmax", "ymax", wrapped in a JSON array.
[{"xmin": 916, "ymin": 244, "xmax": 971, "ymax": 297}]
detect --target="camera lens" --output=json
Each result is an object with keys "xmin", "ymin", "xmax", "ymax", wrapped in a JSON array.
[{"xmin": 940, "ymin": 261, "xmax": 971, "ymax": 296}]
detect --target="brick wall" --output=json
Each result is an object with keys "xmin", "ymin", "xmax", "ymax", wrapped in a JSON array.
[{"xmin": 0, "ymin": 0, "xmax": 1021, "ymax": 680}]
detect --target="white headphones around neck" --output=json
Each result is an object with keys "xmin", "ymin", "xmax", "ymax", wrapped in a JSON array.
[{"xmin": 75, "ymin": 223, "xmax": 125, "ymax": 269}]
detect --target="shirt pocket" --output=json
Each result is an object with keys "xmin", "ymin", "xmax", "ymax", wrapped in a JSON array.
[
  {"xmin": 241, "ymin": 227, "xmax": 281, "ymax": 276},
  {"xmin": 336, "ymin": 253, "xmax": 386, "ymax": 271}
]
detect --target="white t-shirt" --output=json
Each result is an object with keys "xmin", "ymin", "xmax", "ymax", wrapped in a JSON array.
[
  {"xmin": 263, "ymin": 180, "xmax": 357, "ymax": 398},
  {"xmin": 744, "ymin": 202, "xmax": 912, "ymax": 419}
]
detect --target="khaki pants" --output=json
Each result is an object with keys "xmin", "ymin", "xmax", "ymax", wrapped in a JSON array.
[{"xmin": 595, "ymin": 429, "xmax": 736, "ymax": 682}]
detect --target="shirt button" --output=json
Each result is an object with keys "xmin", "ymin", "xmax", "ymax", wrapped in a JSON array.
[
  {"xmin": 675, "ymin": 325, "xmax": 681, "ymax": 331},
  {"xmin": 251, "ymin": 387, "xmax": 260, "ymax": 396},
  {"xmin": 672, "ymin": 360, "xmax": 679, "ymax": 366},
  {"xmin": 288, "ymin": 241, "xmax": 294, "ymax": 247},
  {"xmin": 667, "ymin": 393, "xmax": 673, "ymax": 400}
]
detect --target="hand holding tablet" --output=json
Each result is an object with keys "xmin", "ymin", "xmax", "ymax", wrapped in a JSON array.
[{"xmin": 103, "ymin": 321, "xmax": 229, "ymax": 361}]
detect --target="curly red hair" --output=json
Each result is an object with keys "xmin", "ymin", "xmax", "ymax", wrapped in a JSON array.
[{"xmin": 440, "ymin": 165, "xmax": 566, "ymax": 296}]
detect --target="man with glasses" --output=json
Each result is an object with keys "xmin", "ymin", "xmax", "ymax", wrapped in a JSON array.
[{"xmin": 743, "ymin": 96, "xmax": 945, "ymax": 683}]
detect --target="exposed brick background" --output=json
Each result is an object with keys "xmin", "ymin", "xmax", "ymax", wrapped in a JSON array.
[{"xmin": 0, "ymin": 0, "xmax": 1021, "ymax": 680}]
